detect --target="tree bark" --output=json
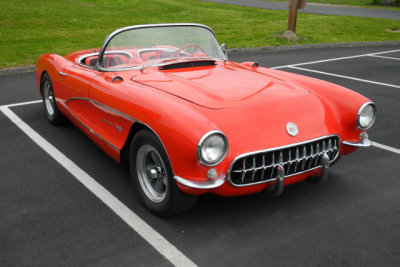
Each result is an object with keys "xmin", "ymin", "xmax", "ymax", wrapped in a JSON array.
[{"xmin": 288, "ymin": 0, "xmax": 299, "ymax": 32}]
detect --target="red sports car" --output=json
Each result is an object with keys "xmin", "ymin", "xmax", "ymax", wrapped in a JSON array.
[{"xmin": 36, "ymin": 23, "xmax": 376, "ymax": 216}]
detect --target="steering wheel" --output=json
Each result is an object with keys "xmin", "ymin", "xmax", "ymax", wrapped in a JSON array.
[{"xmin": 179, "ymin": 44, "xmax": 206, "ymax": 55}]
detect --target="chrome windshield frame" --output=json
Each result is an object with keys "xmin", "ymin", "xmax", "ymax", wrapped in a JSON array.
[{"xmin": 96, "ymin": 23, "xmax": 225, "ymax": 72}]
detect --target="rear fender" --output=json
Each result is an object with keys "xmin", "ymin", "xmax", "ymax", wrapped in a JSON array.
[{"xmin": 35, "ymin": 54, "xmax": 72, "ymax": 95}]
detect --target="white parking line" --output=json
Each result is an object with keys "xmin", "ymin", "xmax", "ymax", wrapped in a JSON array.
[
  {"xmin": 271, "ymin": 48, "xmax": 400, "ymax": 69},
  {"xmin": 1, "ymin": 47, "xmax": 399, "ymax": 265},
  {"xmin": 2, "ymin": 99, "xmax": 42, "ymax": 108},
  {"xmin": 367, "ymin": 54, "xmax": 400, "ymax": 61},
  {"xmin": 372, "ymin": 142, "xmax": 400, "ymax": 155},
  {"xmin": 288, "ymin": 66, "xmax": 400, "ymax": 89},
  {"xmin": 0, "ymin": 104, "xmax": 197, "ymax": 267}
]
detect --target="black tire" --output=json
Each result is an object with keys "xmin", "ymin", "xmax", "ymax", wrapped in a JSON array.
[
  {"xmin": 41, "ymin": 72, "xmax": 64, "ymax": 125},
  {"xmin": 129, "ymin": 129, "xmax": 198, "ymax": 217}
]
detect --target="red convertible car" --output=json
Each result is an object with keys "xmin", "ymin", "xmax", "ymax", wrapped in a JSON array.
[{"xmin": 36, "ymin": 23, "xmax": 376, "ymax": 216}]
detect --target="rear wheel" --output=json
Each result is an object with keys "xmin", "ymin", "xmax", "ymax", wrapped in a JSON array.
[
  {"xmin": 129, "ymin": 129, "xmax": 198, "ymax": 217},
  {"xmin": 41, "ymin": 72, "xmax": 64, "ymax": 125}
]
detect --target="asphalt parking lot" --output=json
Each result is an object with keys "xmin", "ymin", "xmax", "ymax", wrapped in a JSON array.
[{"xmin": 1, "ymin": 45, "xmax": 400, "ymax": 266}]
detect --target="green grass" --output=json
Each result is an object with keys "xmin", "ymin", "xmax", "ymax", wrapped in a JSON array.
[{"xmin": 0, "ymin": 0, "xmax": 399, "ymax": 69}]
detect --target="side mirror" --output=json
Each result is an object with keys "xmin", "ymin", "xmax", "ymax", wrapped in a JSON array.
[{"xmin": 221, "ymin": 43, "xmax": 228, "ymax": 59}]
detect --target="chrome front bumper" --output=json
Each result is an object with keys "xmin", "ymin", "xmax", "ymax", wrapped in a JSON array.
[
  {"xmin": 174, "ymin": 174, "xmax": 226, "ymax": 189},
  {"xmin": 342, "ymin": 138, "xmax": 372, "ymax": 147},
  {"xmin": 175, "ymin": 136, "xmax": 371, "ymax": 191}
]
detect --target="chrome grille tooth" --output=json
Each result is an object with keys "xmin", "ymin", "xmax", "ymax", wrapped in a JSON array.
[
  {"xmin": 302, "ymin": 145, "xmax": 307, "ymax": 171},
  {"xmin": 287, "ymin": 149, "xmax": 292, "ymax": 174},
  {"xmin": 270, "ymin": 164, "xmax": 274, "ymax": 179},
  {"xmin": 261, "ymin": 154, "xmax": 266, "ymax": 181},
  {"xmin": 270, "ymin": 153, "xmax": 275, "ymax": 179},
  {"xmin": 309, "ymin": 144, "xmax": 314, "ymax": 168},
  {"xmin": 316, "ymin": 143, "xmax": 321, "ymax": 167},
  {"xmin": 241, "ymin": 158, "xmax": 246, "ymax": 183},
  {"xmin": 294, "ymin": 147, "xmax": 299, "ymax": 172},
  {"xmin": 327, "ymin": 139, "xmax": 333, "ymax": 158},
  {"xmin": 229, "ymin": 136, "xmax": 340, "ymax": 186}
]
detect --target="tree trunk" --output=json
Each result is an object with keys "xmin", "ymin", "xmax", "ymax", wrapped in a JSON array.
[{"xmin": 288, "ymin": 0, "xmax": 299, "ymax": 32}]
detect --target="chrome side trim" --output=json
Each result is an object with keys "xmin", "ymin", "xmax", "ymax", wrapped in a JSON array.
[
  {"xmin": 342, "ymin": 138, "xmax": 372, "ymax": 147},
  {"xmin": 64, "ymin": 97, "xmax": 174, "ymax": 171},
  {"xmin": 66, "ymin": 97, "xmax": 138, "ymax": 122},
  {"xmin": 63, "ymin": 102, "xmax": 121, "ymax": 152},
  {"xmin": 174, "ymin": 174, "xmax": 225, "ymax": 189}
]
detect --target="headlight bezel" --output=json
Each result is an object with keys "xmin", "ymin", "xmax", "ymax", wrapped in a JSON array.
[
  {"xmin": 197, "ymin": 130, "xmax": 228, "ymax": 166},
  {"xmin": 357, "ymin": 102, "xmax": 376, "ymax": 130}
]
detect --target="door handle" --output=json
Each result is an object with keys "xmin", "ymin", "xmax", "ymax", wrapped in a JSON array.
[{"xmin": 59, "ymin": 72, "xmax": 68, "ymax": 76}]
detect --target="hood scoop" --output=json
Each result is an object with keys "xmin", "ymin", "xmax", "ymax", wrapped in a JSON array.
[{"xmin": 159, "ymin": 60, "xmax": 216, "ymax": 70}]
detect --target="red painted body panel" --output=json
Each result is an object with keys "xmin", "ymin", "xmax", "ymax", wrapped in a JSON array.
[{"xmin": 35, "ymin": 47, "xmax": 372, "ymax": 197}]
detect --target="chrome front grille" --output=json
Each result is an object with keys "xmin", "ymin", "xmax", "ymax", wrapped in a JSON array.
[{"xmin": 228, "ymin": 135, "xmax": 340, "ymax": 187}]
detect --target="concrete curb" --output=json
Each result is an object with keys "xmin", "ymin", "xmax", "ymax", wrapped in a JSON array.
[
  {"xmin": 228, "ymin": 40, "xmax": 400, "ymax": 53},
  {"xmin": 1, "ymin": 41, "xmax": 399, "ymax": 76},
  {"xmin": 0, "ymin": 66, "xmax": 35, "ymax": 76}
]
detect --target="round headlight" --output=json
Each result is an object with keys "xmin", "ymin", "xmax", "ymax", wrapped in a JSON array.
[
  {"xmin": 357, "ymin": 102, "xmax": 376, "ymax": 130},
  {"xmin": 197, "ymin": 131, "xmax": 228, "ymax": 166}
]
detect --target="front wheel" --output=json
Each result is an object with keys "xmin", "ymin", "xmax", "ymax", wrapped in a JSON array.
[
  {"xmin": 41, "ymin": 72, "xmax": 64, "ymax": 125},
  {"xmin": 129, "ymin": 129, "xmax": 198, "ymax": 217}
]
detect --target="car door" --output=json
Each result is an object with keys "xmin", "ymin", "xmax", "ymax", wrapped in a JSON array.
[{"xmin": 87, "ymin": 72, "xmax": 136, "ymax": 162}]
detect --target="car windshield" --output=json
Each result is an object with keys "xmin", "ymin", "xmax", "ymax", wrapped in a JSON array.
[{"xmin": 99, "ymin": 24, "xmax": 226, "ymax": 70}]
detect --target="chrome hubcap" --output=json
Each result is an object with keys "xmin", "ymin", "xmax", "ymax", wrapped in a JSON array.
[
  {"xmin": 44, "ymin": 81, "xmax": 55, "ymax": 116},
  {"xmin": 136, "ymin": 145, "xmax": 168, "ymax": 203}
]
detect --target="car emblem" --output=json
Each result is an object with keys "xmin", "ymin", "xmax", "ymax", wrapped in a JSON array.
[{"xmin": 286, "ymin": 122, "xmax": 298, "ymax": 137}]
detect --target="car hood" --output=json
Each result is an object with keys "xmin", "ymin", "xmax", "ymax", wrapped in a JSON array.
[{"xmin": 131, "ymin": 62, "xmax": 310, "ymax": 109}]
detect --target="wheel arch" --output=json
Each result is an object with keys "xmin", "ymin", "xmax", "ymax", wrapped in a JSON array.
[
  {"xmin": 120, "ymin": 122, "xmax": 174, "ymax": 174},
  {"xmin": 39, "ymin": 70, "xmax": 49, "ymax": 96}
]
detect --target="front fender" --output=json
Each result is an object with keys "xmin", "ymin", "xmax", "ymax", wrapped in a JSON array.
[{"xmin": 257, "ymin": 67, "xmax": 372, "ymax": 153}]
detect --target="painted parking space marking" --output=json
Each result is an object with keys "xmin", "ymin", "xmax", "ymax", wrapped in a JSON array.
[
  {"xmin": 1, "ymin": 47, "xmax": 399, "ymax": 265},
  {"xmin": 372, "ymin": 142, "xmax": 400, "ymax": 155},
  {"xmin": 288, "ymin": 66, "xmax": 400, "ymax": 89},
  {"xmin": 0, "ymin": 102, "xmax": 197, "ymax": 267},
  {"xmin": 271, "ymin": 48, "xmax": 400, "ymax": 69},
  {"xmin": 269, "ymin": 47, "xmax": 400, "ymax": 155},
  {"xmin": 2, "ymin": 99, "xmax": 42, "ymax": 108},
  {"xmin": 367, "ymin": 54, "xmax": 400, "ymax": 61}
]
